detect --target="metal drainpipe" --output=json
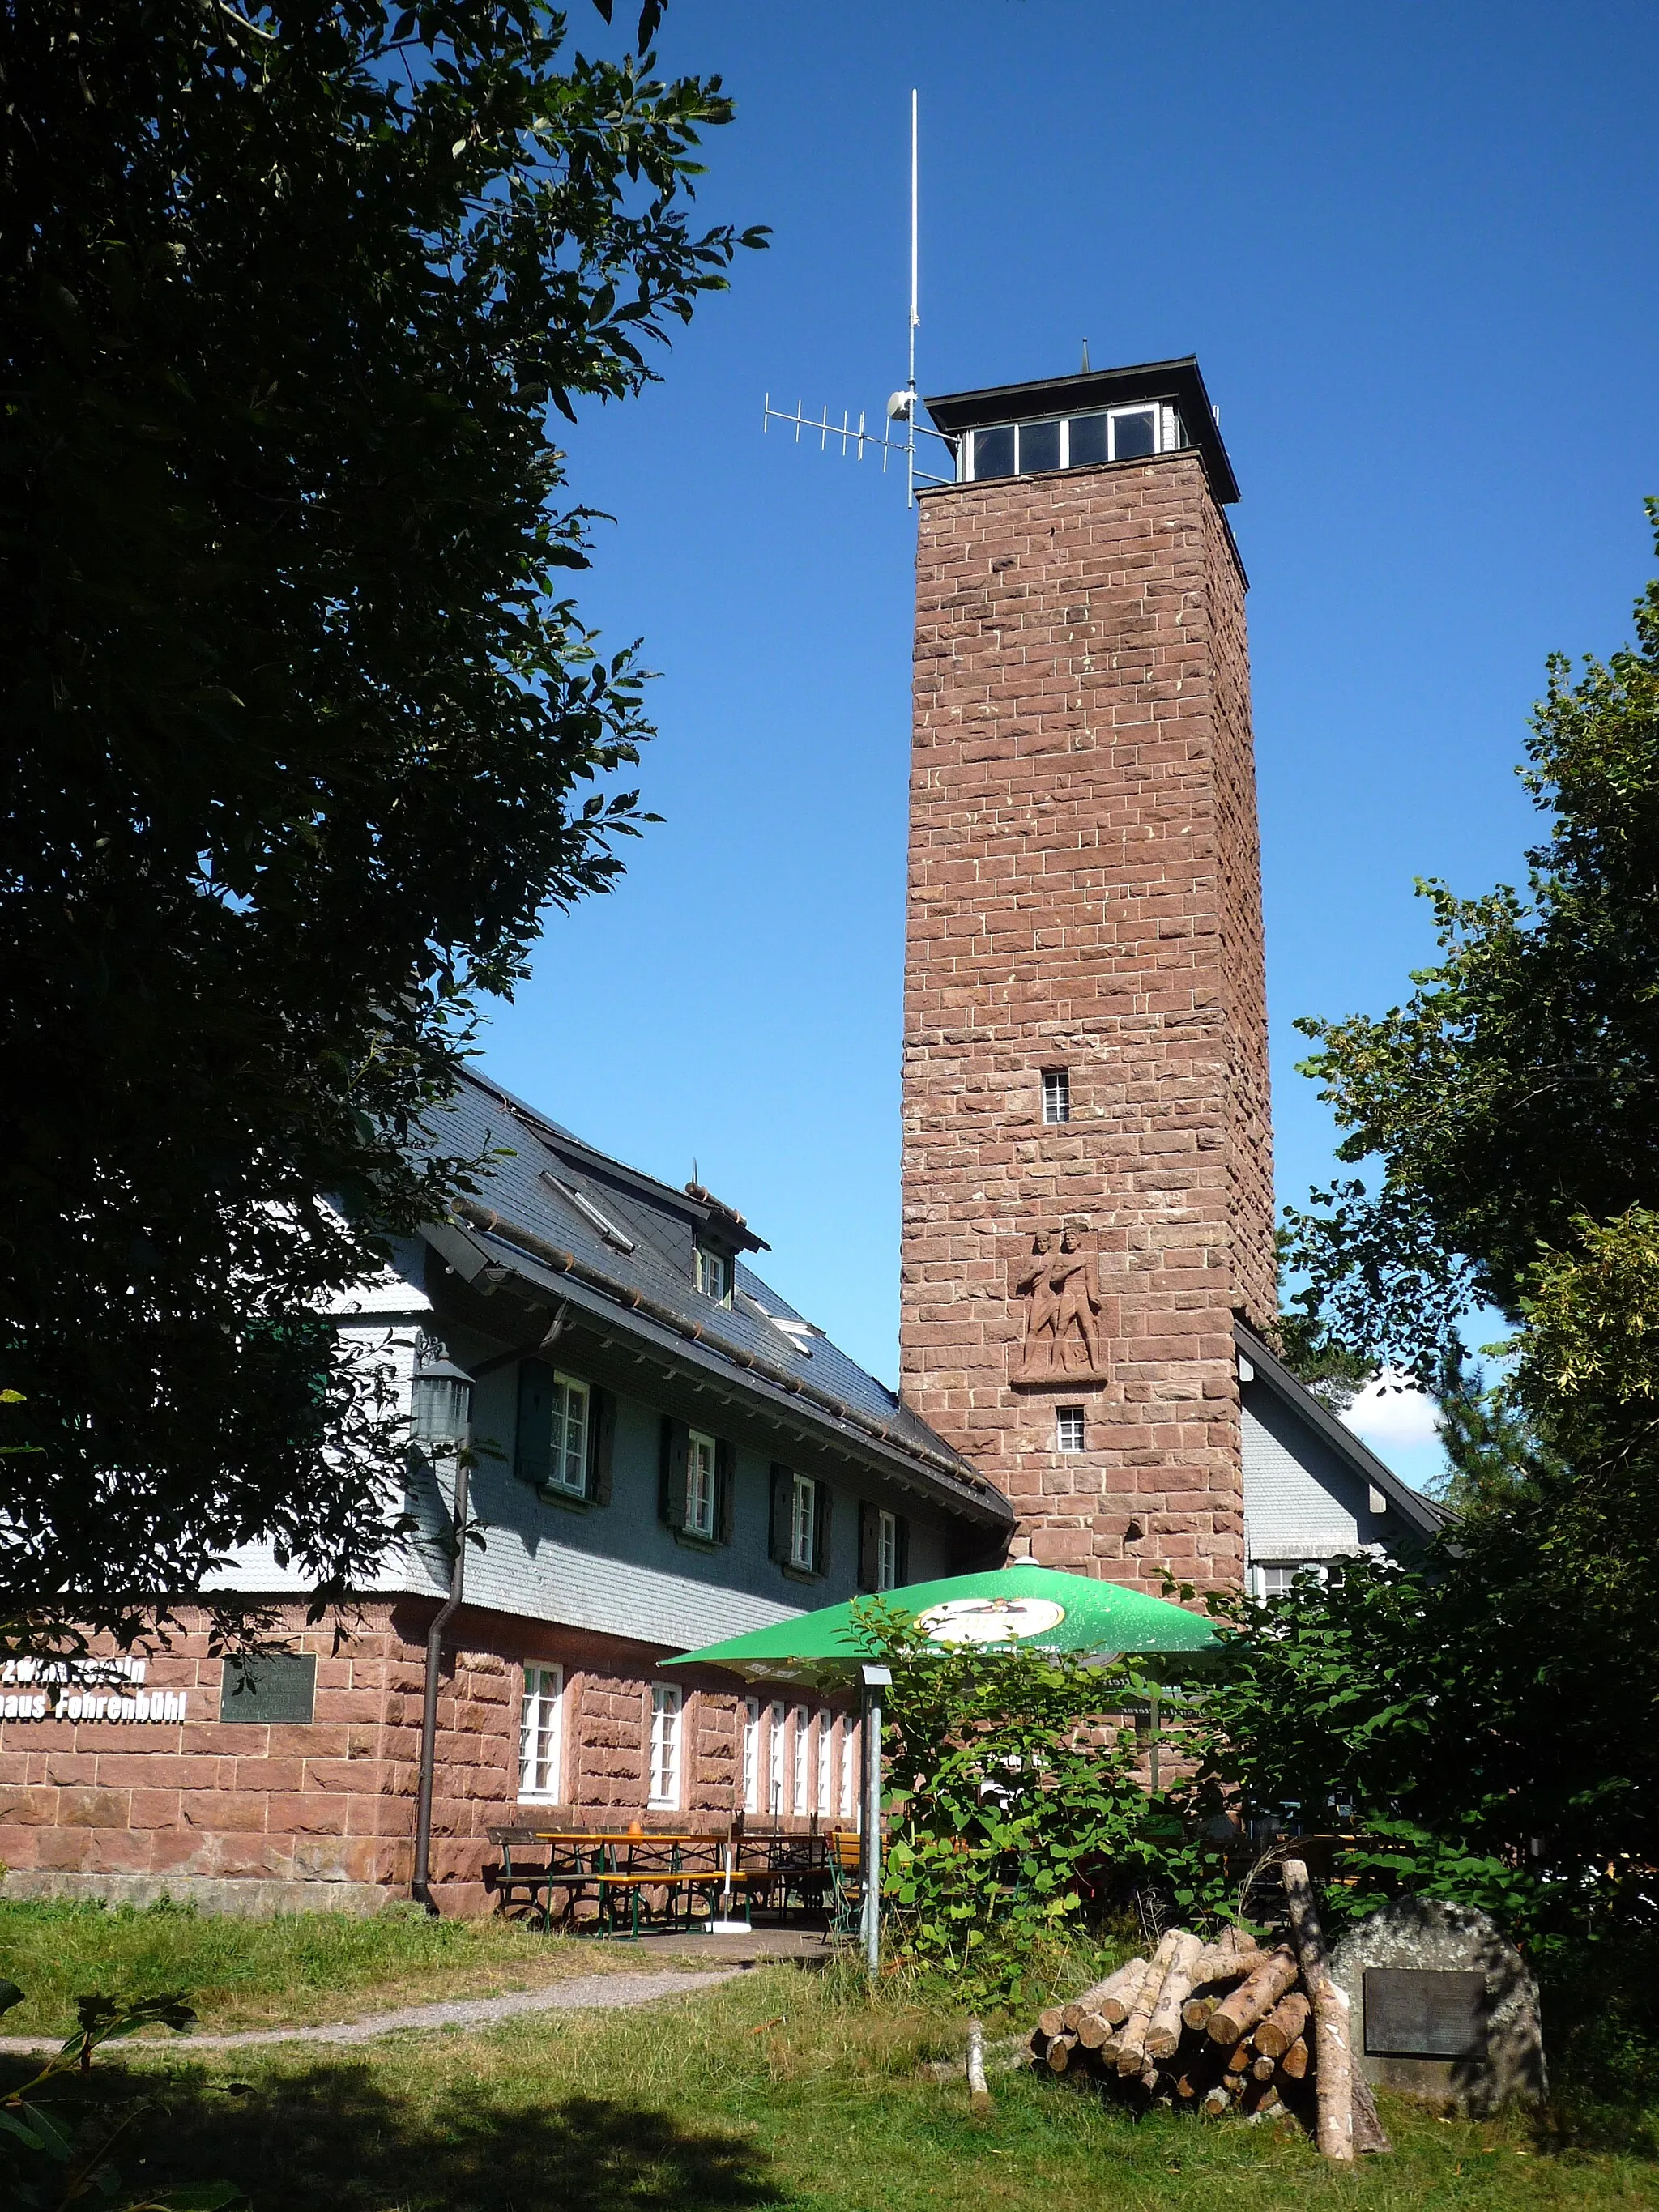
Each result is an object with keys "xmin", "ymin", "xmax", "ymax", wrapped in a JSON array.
[{"xmin": 412, "ymin": 1453, "xmax": 470, "ymax": 1916}]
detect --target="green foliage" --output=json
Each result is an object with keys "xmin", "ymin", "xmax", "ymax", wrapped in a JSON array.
[
  {"xmin": 1173, "ymin": 1551, "xmax": 1659, "ymax": 1954},
  {"xmin": 852, "ymin": 1605, "xmax": 1170, "ymax": 2005},
  {"xmin": 0, "ymin": 1980, "xmax": 240, "ymax": 2210},
  {"xmin": 0, "ymin": 2, "xmax": 763, "ymax": 1643}
]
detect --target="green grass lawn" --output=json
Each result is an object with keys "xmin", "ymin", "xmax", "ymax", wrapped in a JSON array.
[
  {"xmin": 0, "ymin": 1897, "xmax": 677, "ymax": 2035},
  {"xmin": 4, "ymin": 1957, "xmax": 1653, "ymax": 2212}
]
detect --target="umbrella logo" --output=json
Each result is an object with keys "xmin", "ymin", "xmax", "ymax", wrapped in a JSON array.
[{"xmin": 915, "ymin": 1596, "xmax": 1068, "ymax": 1645}]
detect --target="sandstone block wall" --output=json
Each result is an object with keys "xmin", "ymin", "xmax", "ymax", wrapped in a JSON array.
[
  {"xmin": 899, "ymin": 450, "xmax": 1274, "ymax": 1592},
  {"xmin": 0, "ymin": 1605, "xmax": 851, "ymax": 1916}
]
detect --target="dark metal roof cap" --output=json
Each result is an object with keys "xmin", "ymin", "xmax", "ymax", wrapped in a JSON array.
[{"xmin": 922, "ymin": 354, "xmax": 1239, "ymax": 505}]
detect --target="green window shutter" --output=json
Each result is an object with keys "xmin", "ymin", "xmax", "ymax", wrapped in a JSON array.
[
  {"xmin": 659, "ymin": 1417, "xmax": 689, "ymax": 1531},
  {"xmin": 516, "ymin": 1361, "xmax": 554, "ymax": 1489},
  {"xmin": 812, "ymin": 1482, "xmax": 833, "ymax": 1578},
  {"xmin": 896, "ymin": 1515, "xmax": 911, "ymax": 1586},
  {"xmin": 769, "ymin": 1464, "xmax": 792, "ymax": 1563},
  {"xmin": 587, "ymin": 1386, "xmax": 616, "ymax": 1507},
  {"xmin": 715, "ymin": 1438, "xmax": 736, "ymax": 1545},
  {"xmin": 857, "ymin": 1502, "xmax": 879, "ymax": 1592}
]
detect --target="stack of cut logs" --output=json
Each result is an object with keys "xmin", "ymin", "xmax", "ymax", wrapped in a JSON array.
[{"xmin": 1023, "ymin": 1860, "xmax": 1390, "ymax": 2162}]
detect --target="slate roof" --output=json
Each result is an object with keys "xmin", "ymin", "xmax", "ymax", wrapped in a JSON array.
[
  {"xmin": 419, "ymin": 1069, "xmax": 1011, "ymax": 1530},
  {"xmin": 1234, "ymin": 1319, "xmax": 1450, "ymax": 1540}
]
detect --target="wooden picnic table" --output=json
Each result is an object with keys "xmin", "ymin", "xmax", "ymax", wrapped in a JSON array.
[{"xmin": 490, "ymin": 1825, "xmax": 837, "ymax": 1937}]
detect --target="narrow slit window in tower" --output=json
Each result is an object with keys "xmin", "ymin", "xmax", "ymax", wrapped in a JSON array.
[{"xmin": 1042, "ymin": 1068, "xmax": 1070, "ymax": 1125}]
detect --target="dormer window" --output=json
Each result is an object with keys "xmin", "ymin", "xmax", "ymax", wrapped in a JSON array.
[
  {"xmin": 965, "ymin": 403, "xmax": 1183, "ymax": 483},
  {"xmin": 693, "ymin": 1244, "xmax": 731, "ymax": 1305}
]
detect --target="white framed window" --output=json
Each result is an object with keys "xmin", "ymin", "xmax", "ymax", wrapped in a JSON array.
[
  {"xmin": 741, "ymin": 1696, "xmax": 761, "ymax": 1815},
  {"xmin": 876, "ymin": 1508, "xmax": 900, "ymax": 1592},
  {"xmin": 685, "ymin": 1429, "xmax": 717, "ymax": 1538},
  {"xmin": 841, "ymin": 1716, "xmax": 858, "ymax": 1822},
  {"xmin": 648, "ymin": 1685, "xmax": 682, "ymax": 1809},
  {"xmin": 1042, "ymin": 1068, "xmax": 1070, "ymax": 1125},
  {"xmin": 816, "ymin": 1709, "xmax": 834, "ymax": 1817},
  {"xmin": 791, "ymin": 1473, "xmax": 817, "ymax": 1571},
  {"xmin": 791, "ymin": 1704, "xmax": 808, "ymax": 1815},
  {"xmin": 518, "ymin": 1664, "xmax": 564, "ymax": 1801},
  {"xmin": 1249, "ymin": 1561, "xmax": 1330, "ymax": 1600},
  {"xmin": 545, "ymin": 1372, "xmax": 590, "ymax": 1496},
  {"xmin": 964, "ymin": 403, "xmax": 1183, "ymax": 483},
  {"xmin": 694, "ymin": 1246, "xmax": 730, "ymax": 1304},
  {"xmin": 1056, "ymin": 1406, "xmax": 1086, "ymax": 1455},
  {"xmin": 767, "ymin": 1700, "xmax": 786, "ymax": 1817}
]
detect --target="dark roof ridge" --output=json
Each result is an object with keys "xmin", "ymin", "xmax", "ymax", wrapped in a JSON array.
[{"xmin": 450, "ymin": 1065, "xmax": 768, "ymax": 1252}]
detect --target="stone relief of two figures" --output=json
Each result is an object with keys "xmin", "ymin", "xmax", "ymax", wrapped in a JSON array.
[{"xmin": 1012, "ymin": 1224, "xmax": 1107, "ymax": 1383}]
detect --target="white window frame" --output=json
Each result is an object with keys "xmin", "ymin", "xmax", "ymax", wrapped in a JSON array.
[
  {"xmin": 1249, "ymin": 1561, "xmax": 1330, "ymax": 1600},
  {"xmin": 876, "ymin": 1507, "xmax": 899, "ymax": 1592},
  {"xmin": 791, "ymin": 1704, "xmax": 808, "ymax": 1815},
  {"xmin": 816, "ymin": 1709, "xmax": 834, "ymax": 1817},
  {"xmin": 648, "ymin": 1684, "xmax": 682, "ymax": 1809},
  {"xmin": 1056, "ymin": 1406, "xmax": 1086, "ymax": 1455},
  {"xmin": 1107, "ymin": 403, "xmax": 1162, "ymax": 462},
  {"xmin": 518, "ymin": 1664, "xmax": 564, "ymax": 1802},
  {"xmin": 966, "ymin": 403, "xmax": 1179, "ymax": 484},
  {"xmin": 1042, "ymin": 1068, "xmax": 1070, "ymax": 1125},
  {"xmin": 685, "ymin": 1429, "xmax": 718, "ymax": 1538},
  {"xmin": 545, "ymin": 1372, "xmax": 590, "ymax": 1497},
  {"xmin": 767, "ymin": 1699, "xmax": 787, "ymax": 1817},
  {"xmin": 790, "ymin": 1473, "xmax": 817, "ymax": 1571},
  {"xmin": 741, "ymin": 1696, "xmax": 761, "ymax": 1815},
  {"xmin": 840, "ymin": 1715, "xmax": 858, "ymax": 1822},
  {"xmin": 694, "ymin": 1246, "xmax": 730, "ymax": 1304}
]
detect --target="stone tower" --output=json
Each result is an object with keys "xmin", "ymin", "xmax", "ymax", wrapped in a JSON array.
[{"xmin": 898, "ymin": 356, "xmax": 1274, "ymax": 1593}]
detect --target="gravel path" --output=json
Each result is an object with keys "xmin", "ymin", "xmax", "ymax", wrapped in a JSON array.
[{"xmin": 0, "ymin": 1967, "xmax": 748, "ymax": 2056}]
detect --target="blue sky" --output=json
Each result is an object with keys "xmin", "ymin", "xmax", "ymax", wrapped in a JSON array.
[{"xmin": 480, "ymin": 0, "xmax": 1659, "ymax": 1490}]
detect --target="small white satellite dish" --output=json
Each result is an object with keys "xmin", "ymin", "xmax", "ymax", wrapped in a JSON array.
[{"xmin": 886, "ymin": 390, "xmax": 914, "ymax": 420}]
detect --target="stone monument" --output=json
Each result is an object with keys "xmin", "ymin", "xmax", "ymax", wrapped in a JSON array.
[{"xmin": 1330, "ymin": 1896, "xmax": 1546, "ymax": 2115}]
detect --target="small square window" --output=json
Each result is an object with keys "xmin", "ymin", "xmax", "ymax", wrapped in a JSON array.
[
  {"xmin": 1067, "ymin": 411, "xmax": 1109, "ymax": 467},
  {"xmin": 1056, "ymin": 1406, "xmax": 1086, "ymax": 1454},
  {"xmin": 1109, "ymin": 406, "xmax": 1158, "ymax": 461},
  {"xmin": 970, "ymin": 424, "xmax": 1015, "ymax": 480},
  {"xmin": 1042, "ymin": 1068, "xmax": 1070, "ymax": 1124},
  {"xmin": 685, "ymin": 1429, "xmax": 718, "ymax": 1538},
  {"xmin": 791, "ymin": 1473, "xmax": 817, "ymax": 1571},
  {"xmin": 694, "ymin": 1246, "xmax": 730, "ymax": 1304},
  {"xmin": 1017, "ymin": 419, "xmax": 1061, "ymax": 474}
]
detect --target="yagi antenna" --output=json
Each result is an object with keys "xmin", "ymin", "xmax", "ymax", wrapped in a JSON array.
[{"xmin": 761, "ymin": 90, "xmax": 955, "ymax": 508}]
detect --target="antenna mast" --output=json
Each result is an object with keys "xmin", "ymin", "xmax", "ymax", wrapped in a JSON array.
[
  {"xmin": 760, "ymin": 90, "xmax": 953, "ymax": 505},
  {"xmin": 906, "ymin": 87, "xmax": 919, "ymax": 505}
]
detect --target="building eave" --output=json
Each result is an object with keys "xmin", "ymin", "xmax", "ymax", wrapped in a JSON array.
[{"xmin": 1234, "ymin": 1319, "xmax": 1451, "ymax": 1540}]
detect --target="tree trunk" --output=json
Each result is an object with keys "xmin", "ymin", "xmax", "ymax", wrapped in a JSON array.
[
  {"xmin": 966, "ymin": 2018, "xmax": 993, "ymax": 2114},
  {"xmin": 1352, "ymin": 2071, "xmax": 1394, "ymax": 2156},
  {"xmin": 1281, "ymin": 1856, "xmax": 1355, "ymax": 2163},
  {"xmin": 1205, "ymin": 1947, "xmax": 1299, "ymax": 2044},
  {"xmin": 1145, "ymin": 1931, "xmax": 1205, "ymax": 2059},
  {"xmin": 1045, "ymin": 2031, "xmax": 1078, "ymax": 2073},
  {"xmin": 1277, "ymin": 2035, "xmax": 1309, "ymax": 2081},
  {"xmin": 1062, "ymin": 1956, "xmax": 1148, "ymax": 2032},
  {"xmin": 1115, "ymin": 1929, "xmax": 1182, "ymax": 2076},
  {"xmin": 1254, "ymin": 1988, "xmax": 1311, "ymax": 2060}
]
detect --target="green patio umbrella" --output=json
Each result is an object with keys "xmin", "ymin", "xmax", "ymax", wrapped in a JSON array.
[
  {"xmin": 666, "ymin": 1565, "xmax": 1215, "ymax": 1977},
  {"xmin": 663, "ymin": 1561, "xmax": 1217, "ymax": 1683}
]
